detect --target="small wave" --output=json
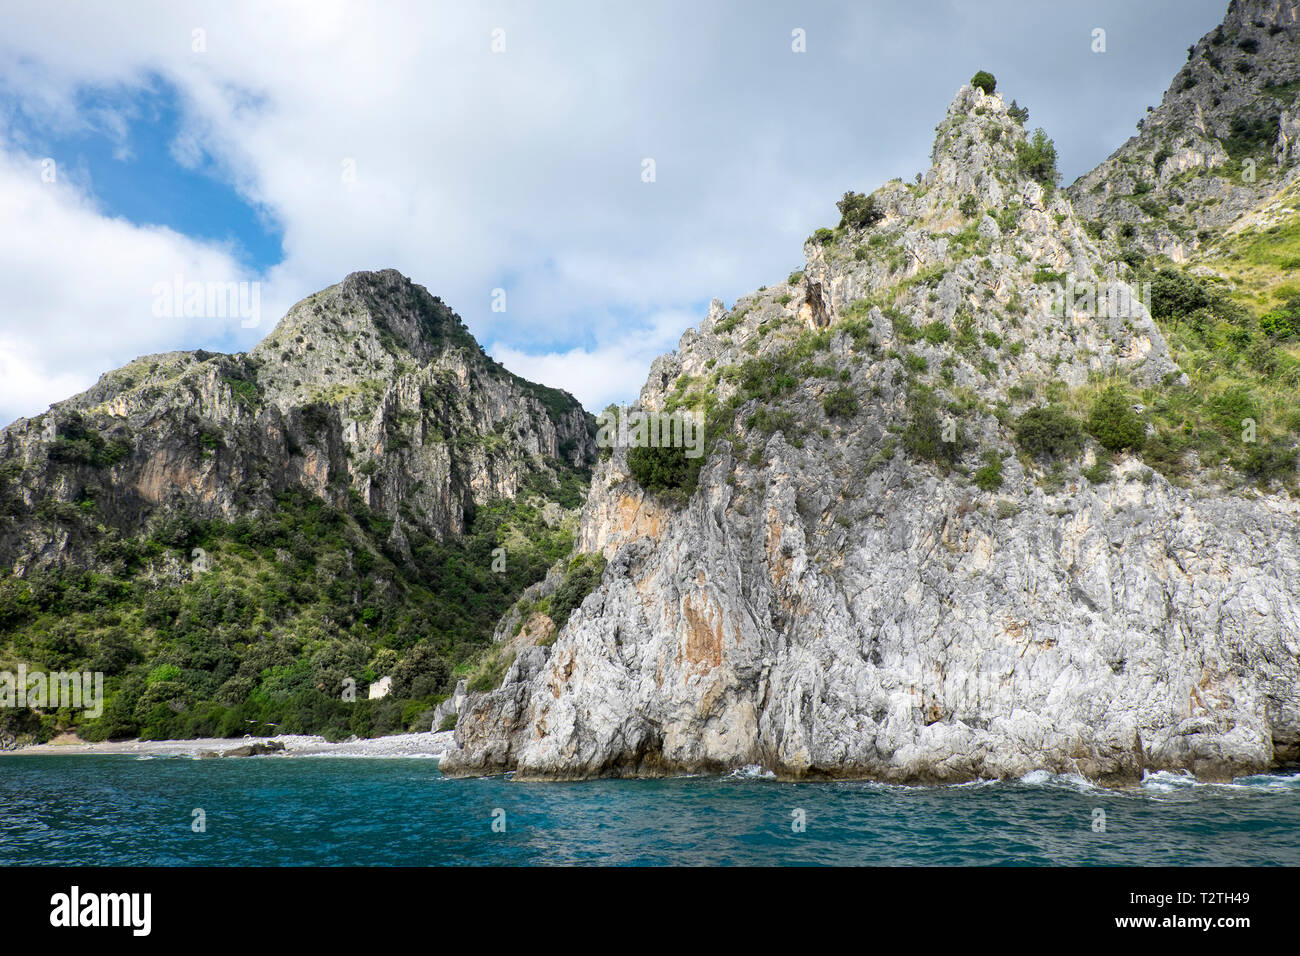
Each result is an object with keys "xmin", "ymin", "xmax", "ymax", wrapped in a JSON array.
[
  {"xmin": 1140, "ymin": 770, "xmax": 1199, "ymax": 792},
  {"xmin": 727, "ymin": 764, "xmax": 777, "ymax": 780},
  {"xmin": 1140, "ymin": 769, "xmax": 1300, "ymax": 793},
  {"xmin": 1231, "ymin": 771, "xmax": 1300, "ymax": 791},
  {"xmin": 1017, "ymin": 770, "xmax": 1100, "ymax": 792}
]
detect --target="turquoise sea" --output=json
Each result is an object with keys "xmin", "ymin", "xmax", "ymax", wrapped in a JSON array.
[{"xmin": 1, "ymin": 756, "xmax": 1297, "ymax": 866}]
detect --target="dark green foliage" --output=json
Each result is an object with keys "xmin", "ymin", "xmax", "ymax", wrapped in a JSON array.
[
  {"xmin": 1236, "ymin": 441, "xmax": 1297, "ymax": 482},
  {"xmin": 221, "ymin": 364, "xmax": 261, "ymax": 408},
  {"xmin": 389, "ymin": 642, "xmax": 450, "ymax": 699},
  {"xmin": 1260, "ymin": 297, "xmax": 1300, "ymax": 340},
  {"xmin": 0, "ymin": 578, "xmax": 34, "ymax": 629},
  {"xmin": 812, "ymin": 227, "xmax": 836, "ymax": 245},
  {"xmin": 1087, "ymin": 387, "xmax": 1146, "ymax": 452},
  {"xmin": 1007, "ymin": 100, "xmax": 1029, "ymax": 125},
  {"xmin": 1147, "ymin": 267, "xmax": 1232, "ymax": 324},
  {"xmin": 627, "ymin": 443, "xmax": 702, "ymax": 497},
  {"xmin": 959, "ymin": 195, "xmax": 979, "ymax": 219},
  {"xmin": 549, "ymin": 552, "xmax": 607, "ymax": 632},
  {"xmin": 921, "ymin": 321, "xmax": 952, "ymax": 345},
  {"xmin": 822, "ymin": 386, "xmax": 859, "ymax": 418},
  {"xmin": 517, "ymin": 378, "xmax": 584, "ymax": 432},
  {"xmin": 973, "ymin": 451, "xmax": 1004, "ymax": 491},
  {"xmin": 1207, "ymin": 386, "xmax": 1259, "ymax": 432},
  {"xmin": 902, "ymin": 387, "xmax": 963, "ymax": 466},
  {"xmin": 889, "ymin": 308, "xmax": 921, "ymax": 342},
  {"xmin": 1082, "ymin": 460, "xmax": 1113, "ymax": 484},
  {"xmin": 1014, "ymin": 129, "xmax": 1059, "ymax": 186},
  {"xmin": 1014, "ymin": 404, "xmax": 1084, "ymax": 460},
  {"xmin": 836, "ymin": 191, "xmax": 884, "ymax": 230},
  {"xmin": 2, "ymin": 481, "xmax": 578, "ymax": 741},
  {"xmin": 0, "ymin": 706, "xmax": 44, "ymax": 745},
  {"xmin": 1221, "ymin": 112, "xmax": 1279, "ymax": 158},
  {"xmin": 299, "ymin": 403, "xmax": 334, "ymax": 444},
  {"xmin": 970, "ymin": 70, "xmax": 997, "ymax": 94},
  {"xmin": 522, "ymin": 463, "xmax": 590, "ymax": 510},
  {"xmin": 47, "ymin": 414, "xmax": 132, "ymax": 468}
]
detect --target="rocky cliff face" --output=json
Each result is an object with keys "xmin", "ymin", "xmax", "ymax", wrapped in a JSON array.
[
  {"xmin": 1070, "ymin": 0, "xmax": 1300, "ymax": 263},
  {"xmin": 442, "ymin": 49, "xmax": 1300, "ymax": 782},
  {"xmin": 0, "ymin": 269, "xmax": 595, "ymax": 574},
  {"xmin": 0, "ymin": 270, "xmax": 598, "ymax": 744}
]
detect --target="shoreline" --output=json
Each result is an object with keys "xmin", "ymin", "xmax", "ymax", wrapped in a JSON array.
[
  {"xmin": 8, "ymin": 734, "xmax": 1298, "ymax": 793},
  {"xmin": 6, "ymin": 730, "xmax": 457, "ymax": 760}
]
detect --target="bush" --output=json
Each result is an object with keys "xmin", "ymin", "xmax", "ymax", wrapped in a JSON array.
[
  {"xmin": 1237, "ymin": 441, "xmax": 1297, "ymax": 482},
  {"xmin": 973, "ymin": 451, "xmax": 1004, "ymax": 491},
  {"xmin": 390, "ymin": 643, "xmax": 450, "ymax": 699},
  {"xmin": 1148, "ymin": 267, "xmax": 1220, "ymax": 323},
  {"xmin": 921, "ymin": 321, "xmax": 952, "ymax": 345},
  {"xmin": 902, "ymin": 387, "xmax": 963, "ymax": 466},
  {"xmin": 1014, "ymin": 404, "xmax": 1084, "ymax": 460},
  {"xmin": 1207, "ymin": 387, "xmax": 1259, "ymax": 433},
  {"xmin": 0, "ymin": 579, "xmax": 34, "ymax": 628},
  {"xmin": 1082, "ymin": 460, "xmax": 1113, "ymax": 484},
  {"xmin": 46, "ymin": 414, "xmax": 132, "ymax": 468},
  {"xmin": 836, "ymin": 191, "xmax": 884, "ymax": 230},
  {"xmin": 550, "ymin": 553, "xmax": 607, "ymax": 632},
  {"xmin": 970, "ymin": 70, "xmax": 997, "ymax": 94},
  {"xmin": 812, "ymin": 227, "xmax": 836, "ymax": 245},
  {"xmin": 1087, "ymin": 387, "xmax": 1146, "ymax": 452},
  {"xmin": 1014, "ymin": 129, "xmax": 1059, "ymax": 186},
  {"xmin": 627, "ymin": 442, "xmax": 703, "ymax": 497},
  {"xmin": 1007, "ymin": 99, "xmax": 1029, "ymax": 125},
  {"xmin": 823, "ymin": 386, "xmax": 859, "ymax": 418},
  {"xmin": 1260, "ymin": 298, "xmax": 1300, "ymax": 339},
  {"xmin": 959, "ymin": 195, "xmax": 979, "ymax": 219}
]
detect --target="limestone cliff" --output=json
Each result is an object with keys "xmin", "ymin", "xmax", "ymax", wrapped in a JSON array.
[
  {"xmin": 442, "ymin": 47, "xmax": 1300, "ymax": 782},
  {"xmin": 0, "ymin": 269, "xmax": 595, "ymax": 574},
  {"xmin": 0, "ymin": 270, "xmax": 597, "ymax": 743},
  {"xmin": 1070, "ymin": 0, "xmax": 1300, "ymax": 264}
]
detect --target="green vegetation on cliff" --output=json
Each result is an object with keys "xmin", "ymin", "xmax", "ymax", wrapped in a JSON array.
[{"xmin": 0, "ymin": 486, "xmax": 576, "ymax": 743}]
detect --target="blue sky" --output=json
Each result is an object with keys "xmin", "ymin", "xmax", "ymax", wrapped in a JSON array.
[
  {"xmin": 2, "ymin": 78, "xmax": 283, "ymax": 269},
  {"xmin": 0, "ymin": 0, "xmax": 1230, "ymax": 424}
]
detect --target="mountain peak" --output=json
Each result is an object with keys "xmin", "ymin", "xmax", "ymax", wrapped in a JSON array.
[
  {"xmin": 251, "ymin": 269, "xmax": 488, "ymax": 408},
  {"xmin": 924, "ymin": 82, "xmax": 1038, "ymax": 205},
  {"xmin": 1068, "ymin": 0, "xmax": 1300, "ymax": 261}
]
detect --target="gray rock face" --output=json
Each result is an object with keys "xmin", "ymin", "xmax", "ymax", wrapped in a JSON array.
[
  {"xmin": 1069, "ymin": 0, "xmax": 1300, "ymax": 261},
  {"xmin": 0, "ymin": 270, "xmax": 596, "ymax": 573},
  {"xmin": 442, "ymin": 61, "xmax": 1300, "ymax": 784},
  {"xmin": 448, "ymin": 442, "xmax": 1299, "ymax": 782}
]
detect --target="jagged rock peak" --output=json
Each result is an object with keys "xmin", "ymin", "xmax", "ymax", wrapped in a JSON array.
[
  {"xmin": 256, "ymin": 268, "xmax": 483, "ymax": 367},
  {"xmin": 928, "ymin": 85, "xmax": 1019, "ymax": 186},
  {"xmin": 1067, "ymin": 0, "xmax": 1300, "ymax": 261}
]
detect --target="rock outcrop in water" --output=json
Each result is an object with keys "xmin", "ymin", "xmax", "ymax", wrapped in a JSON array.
[{"xmin": 441, "ymin": 6, "xmax": 1300, "ymax": 783}]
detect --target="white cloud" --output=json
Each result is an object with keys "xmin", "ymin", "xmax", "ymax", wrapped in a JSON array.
[
  {"xmin": 489, "ymin": 307, "xmax": 696, "ymax": 411},
  {"xmin": 0, "ymin": 140, "xmax": 256, "ymax": 419},
  {"xmin": 0, "ymin": 0, "xmax": 1230, "ymax": 422}
]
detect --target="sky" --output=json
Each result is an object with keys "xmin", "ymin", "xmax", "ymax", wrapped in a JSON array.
[{"xmin": 0, "ymin": 0, "xmax": 1230, "ymax": 424}]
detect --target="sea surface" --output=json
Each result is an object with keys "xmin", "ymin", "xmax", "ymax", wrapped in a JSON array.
[{"xmin": 1, "ymin": 755, "xmax": 1298, "ymax": 866}]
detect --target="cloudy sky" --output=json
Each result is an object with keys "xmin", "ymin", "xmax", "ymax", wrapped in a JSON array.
[{"xmin": 0, "ymin": 0, "xmax": 1228, "ymax": 424}]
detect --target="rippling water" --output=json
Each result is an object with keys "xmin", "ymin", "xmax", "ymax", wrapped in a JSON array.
[{"xmin": 1, "ymin": 756, "xmax": 1297, "ymax": 865}]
